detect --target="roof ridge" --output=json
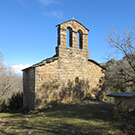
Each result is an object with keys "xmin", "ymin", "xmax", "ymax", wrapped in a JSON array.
[
  {"xmin": 56, "ymin": 20, "xmax": 89, "ymax": 31},
  {"xmin": 22, "ymin": 56, "xmax": 59, "ymax": 71}
]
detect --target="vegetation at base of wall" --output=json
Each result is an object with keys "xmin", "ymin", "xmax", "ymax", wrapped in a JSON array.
[
  {"xmin": 0, "ymin": 91, "xmax": 23, "ymax": 112},
  {"xmin": 105, "ymin": 95, "xmax": 114, "ymax": 103},
  {"xmin": 0, "ymin": 100, "xmax": 135, "ymax": 135}
]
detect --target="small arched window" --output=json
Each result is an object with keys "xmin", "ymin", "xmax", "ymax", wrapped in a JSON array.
[
  {"xmin": 66, "ymin": 27, "xmax": 72, "ymax": 47},
  {"xmin": 75, "ymin": 77, "xmax": 79, "ymax": 83},
  {"xmin": 77, "ymin": 30, "xmax": 83, "ymax": 49}
]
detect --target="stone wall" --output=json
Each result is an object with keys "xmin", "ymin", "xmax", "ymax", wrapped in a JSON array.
[
  {"xmin": 34, "ymin": 60, "xmax": 59, "ymax": 108},
  {"xmin": 33, "ymin": 49, "xmax": 105, "ymax": 108},
  {"xmin": 23, "ymin": 68, "xmax": 35, "ymax": 110}
]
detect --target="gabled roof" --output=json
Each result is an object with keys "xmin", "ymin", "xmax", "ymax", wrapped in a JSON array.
[
  {"xmin": 56, "ymin": 20, "xmax": 89, "ymax": 31},
  {"xmin": 22, "ymin": 56, "xmax": 59, "ymax": 71}
]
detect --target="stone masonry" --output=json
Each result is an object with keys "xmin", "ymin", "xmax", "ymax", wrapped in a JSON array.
[{"xmin": 23, "ymin": 20, "xmax": 105, "ymax": 110}]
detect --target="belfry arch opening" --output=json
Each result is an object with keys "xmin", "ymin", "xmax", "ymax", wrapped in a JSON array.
[
  {"xmin": 66, "ymin": 27, "xmax": 72, "ymax": 47},
  {"xmin": 77, "ymin": 30, "xmax": 83, "ymax": 49}
]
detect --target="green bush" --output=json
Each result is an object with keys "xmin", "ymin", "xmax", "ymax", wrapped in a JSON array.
[
  {"xmin": 0, "ymin": 99, "xmax": 8, "ymax": 112},
  {"xmin": 8, "ymin": 91, "xmax": 23, "ymax": 111},
  {"xmin": 105, "ymin": 95, "xmax": 114, "ymax": 103},
  {"xmin": 0, "ymin": 91, "xmax": 23, "ymax": 112}
]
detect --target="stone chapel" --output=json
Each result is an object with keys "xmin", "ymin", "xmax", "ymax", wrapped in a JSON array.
[{"xmin": 23, "ymin": 20, "xmax": 105, "ymax": 110}]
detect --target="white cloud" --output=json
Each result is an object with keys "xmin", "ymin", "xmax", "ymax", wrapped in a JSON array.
[
  {"xmin": 43, "ymin": 10, "xmax": 63, "ymax": 18},
  {"xmin": 38, "ymin": 0, "xmax": 59, "ymax": 6},
  {"xmin": 11, "ymin": 64, "xmax": 31, "ymax": 74},
  {"xmin": 16, "ymin": 0, "xmax": 63, "ymax": 18}
]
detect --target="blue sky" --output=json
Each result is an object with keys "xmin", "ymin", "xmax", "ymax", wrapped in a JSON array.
[{"xmin": 0, "ymin": 0, "xmax": 135, "ymax": 75}]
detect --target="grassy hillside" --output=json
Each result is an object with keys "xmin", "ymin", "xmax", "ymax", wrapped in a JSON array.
[{"xmin": 0, "ymin": 100, "xmax": 135, "ymax": 135}]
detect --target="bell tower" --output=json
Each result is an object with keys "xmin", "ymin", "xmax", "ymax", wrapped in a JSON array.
[{"xmin": 55, "ymin": 20, "xmax": 89, "ymax": 60}]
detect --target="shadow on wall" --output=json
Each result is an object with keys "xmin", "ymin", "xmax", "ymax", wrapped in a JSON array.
[{"xmin": 35, "ymin": 79, "xmax": 105, "ymax": 108}]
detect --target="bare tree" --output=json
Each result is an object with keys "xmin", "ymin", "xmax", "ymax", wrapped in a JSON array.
[
  {"xmin": 0, "ymin": 52, "xmax": 22, "ymax": 100},
  {"xmin": 105, "ymin": 26, "xmax": 135, "ymax": 93}
]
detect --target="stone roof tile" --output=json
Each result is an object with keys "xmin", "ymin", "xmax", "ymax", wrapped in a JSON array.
[{"xmin": 22, "ymin": 56, "xmax": 59, "ymax": 71}]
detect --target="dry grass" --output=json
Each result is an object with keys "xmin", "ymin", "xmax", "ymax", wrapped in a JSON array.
[{"xmin": 0, "ymin": 100, "xmax": 135, "ymax": 135}]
